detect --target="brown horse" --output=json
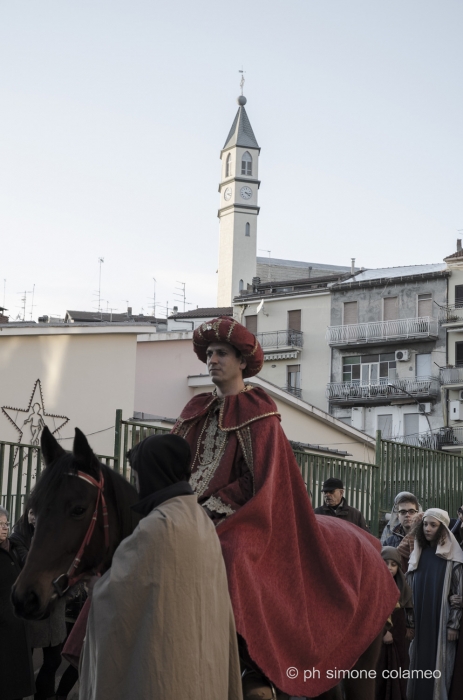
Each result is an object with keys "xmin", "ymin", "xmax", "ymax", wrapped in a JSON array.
[{"xmin": 12, "ymin": 427, "xmax": 139, "ymax": 620}]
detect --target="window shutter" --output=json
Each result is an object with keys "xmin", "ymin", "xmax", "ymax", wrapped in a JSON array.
[
  {"xmin": 245, "ymin": 315, "xmax": 258, "ymax": 335},
  {"xmin": 343, "ymin": 301, "xmax": 358, "ymax": 325},
  {"xmin": 383, "ymin": 297, "xmax": 398, "ymax": 321},
  {"xmin": 456, "ymin": 342, "xmax": 463, "ymax": 367},
  {"xmin": 287, "ymin": 310, "xmax": 301, "ymax": 331},
  {"xmin": 418, "ymin": 294, "xmax": 433, "ymax": 318},
  {"xmin": 455, "ymin": 285, "xmax": 463, "ymax": 306}
]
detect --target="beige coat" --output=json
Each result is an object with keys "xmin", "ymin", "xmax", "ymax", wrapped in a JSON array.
[{"xmin": 79, "ymin": 493, "xmax": 242, "ymax": 700}]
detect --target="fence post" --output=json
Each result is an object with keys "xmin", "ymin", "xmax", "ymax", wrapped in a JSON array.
[
  {"xmin": 113, "ymin": 409, "xmax": 123, "ymax": 473},
  {"xmin": 371, "ymin": 430, "xmax": 382, "ymax": 537}
]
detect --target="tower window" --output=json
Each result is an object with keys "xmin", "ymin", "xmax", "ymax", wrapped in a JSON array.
[
  {"xmin": 239, "ymin": 279, "xmax": 244, "ymax": 292},
  {"xmin": 241, "ymin": 151, "xmax": 252, "ymax": 176},
  {"xmin": 226, "ymin": 153, "xmax": 232, "ymax": 177},
  {"xmin": 245, "ymin": 222, "xmax": 250, "ymax": 237}
]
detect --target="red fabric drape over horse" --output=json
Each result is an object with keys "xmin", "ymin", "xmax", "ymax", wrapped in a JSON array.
[{"xmin": 174, "ymin": 387, "xmax": 399, "ymax": 697}]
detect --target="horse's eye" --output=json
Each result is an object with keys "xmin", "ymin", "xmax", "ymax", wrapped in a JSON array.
[{"xmin": 71, "ymin": 507, "xmax": 86, "ymax": 517}]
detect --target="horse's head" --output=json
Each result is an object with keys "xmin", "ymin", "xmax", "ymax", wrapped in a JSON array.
[{"xmin": 12, "ymin": 427, "xmax": 116, "ymax": 619}]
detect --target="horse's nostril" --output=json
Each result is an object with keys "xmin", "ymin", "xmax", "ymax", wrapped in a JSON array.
[{"xmin": 12, "ymin": 586, "xmax": 41, "ymax": 618}]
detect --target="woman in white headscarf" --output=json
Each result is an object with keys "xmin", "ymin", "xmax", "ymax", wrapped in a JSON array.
[{"xmin": 406, "ymin": 508, "xmax": 463, "ymax": 700}]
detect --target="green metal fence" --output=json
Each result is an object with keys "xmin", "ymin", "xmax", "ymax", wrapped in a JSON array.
[
  {"xmin": 376, "ymin": 431, "xmax": 463, "ymax": 524},
  {"xmin": 4, "ymin": 415, "xmax": 463, "ymax": 536}
]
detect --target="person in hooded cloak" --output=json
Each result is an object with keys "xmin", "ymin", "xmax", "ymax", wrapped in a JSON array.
[
  {"xmin": 406, "ymin": 508, "xmax": 463, "ymax": 700},
  {"xmin": 376, "ymin": 546, "xmax": 414, "ymax": 700},
  {"xmin": 79, "ymin": 433, "xmax": 242, "ymax": 700}
]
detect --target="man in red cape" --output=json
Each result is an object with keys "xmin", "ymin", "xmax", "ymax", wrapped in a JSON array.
[{"xmin": 173, "ymin": 317, "xmax": 398, "ymax": 698}]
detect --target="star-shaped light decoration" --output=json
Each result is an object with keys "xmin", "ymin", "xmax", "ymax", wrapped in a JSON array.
[{"xmin": 2, "ymin": 379, "xmax": 70, "ymax": 454}]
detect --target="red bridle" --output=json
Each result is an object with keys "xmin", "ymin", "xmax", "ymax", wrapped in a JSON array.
[{"xmin": 52, "ymin": 470, "xmax": 109, "ymax": 598}]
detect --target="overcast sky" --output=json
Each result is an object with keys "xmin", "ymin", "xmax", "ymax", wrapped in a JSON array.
[{"xmin": 1, "ymin": 1, "xmax": 462, "ymax": 321}]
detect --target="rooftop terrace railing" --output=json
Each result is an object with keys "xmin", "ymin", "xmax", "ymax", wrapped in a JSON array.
[
  {"xmin": 326, "ymin": 317, "xmax": 438, "ymax": 346},
  {"xmin": 327, "ymin": 377, "xmax": 439, "ymax": 402}
]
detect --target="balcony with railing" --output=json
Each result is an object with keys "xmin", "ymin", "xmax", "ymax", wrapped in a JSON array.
[
  {"xmin": 282, "ymin": 384, "xmax": 302, "ymax": 398},
  {"xmin": 440, "ymin": 366, "xmax": 463, "ymax": 386},
  {"xmin": 439, "ymin": 304, "xmax": 463, "ymax": 325},
  {"xmin": 256, "ymin": 329, "xmax": 303, "ymax": 352},
  {"xmin": 326, "ymin": 317, "xmax": 438, "ymax": 347},
  {"xmin": 327, "ymin": 377, "xmax": 440, "ymax": 404}
]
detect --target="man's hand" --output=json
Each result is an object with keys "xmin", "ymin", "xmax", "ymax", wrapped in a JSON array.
[
  {"xmin": 383, "ymin": 631, "xmax": 393, "ymax": 645},
  {"xmin": 450, "ymin": 595, "xmax": 463, "ymax": 607},
  {"xmin": 448, "ymin": 629, "xmax": 459, "ymax": 642},
  {"xmin": 405, "ymin": 628, "xmax": 415, "ymax": 641}
]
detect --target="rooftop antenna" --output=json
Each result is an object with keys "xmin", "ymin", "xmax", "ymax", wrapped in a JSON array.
[
  {"xmin": 18, "ymin": 290, "xmax": 33, "ymax": 322},
  {"xmin": 29, "ymin": 283, "xmax": 36, "ymax": 320},
  {"xmin": 152, "ymin": 278, "xmax": 156, "ymax": 317},
  {"xmin": 174, "ymin": 281, "xmax": 193, "ymax": 312},
  {"xmin": 259, "ymin": 249, "xmax": 271, "ymax": 258},
  {"xmin": 97, "ymin": 257, "xmax": 104, "ymax": 313}
]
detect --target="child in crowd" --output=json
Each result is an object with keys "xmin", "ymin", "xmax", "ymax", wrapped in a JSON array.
[{"xmin": 376, "ymin": 546, "xmax": 414, "ymax": 700}]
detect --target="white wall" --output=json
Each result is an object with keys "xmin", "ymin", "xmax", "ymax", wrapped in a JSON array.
[{"xmin": 0, "ymin": 330, "xmax": 138, "ymax": 456}]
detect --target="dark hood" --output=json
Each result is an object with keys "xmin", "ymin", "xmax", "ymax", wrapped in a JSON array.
[{"xmin": 128, "ymin": 433, "xmax": 192, "ymax": 501}]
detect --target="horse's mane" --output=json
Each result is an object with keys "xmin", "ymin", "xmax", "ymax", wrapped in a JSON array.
[
  {"xmin": 29, "ymin": 454, "xmax": 140, "ymax": 542},
  {"xmin": 100, "ymin": 463, "xmax": 140, "ymax": 540}
]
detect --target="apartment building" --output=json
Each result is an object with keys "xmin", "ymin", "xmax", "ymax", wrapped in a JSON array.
[{"xmin": 326, "ymin": 264, "xmax": 448, "ymax": 443}]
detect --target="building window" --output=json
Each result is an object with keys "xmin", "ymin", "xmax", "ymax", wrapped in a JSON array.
[
  {"xmin": 417, "ymin": 293, "xmax": 433, "ymax": 318},
  {"xmin": 239, "ymin": 279, "xmax": 244, "ymax": 292},
  {"xmin": 288, "ymin": 309, "xmax": 301, "ymax": 331},
  {"xmin": 343, "ymin": 301, "xmax": 358, "ymax": 325},
  {"xmin": 416, "ymin": 353, "xmax": 432, "ymax": 378},
  {"xmin": 245, "ymin": 222, "xmax": 250, "ymax": 237},
  {"xmin": 404, "ymin": 413, "xmax": 420, "ymax": 439},
  {"xmin": 383, "ymin": 296, "xmax": 398, "ymax": 321},
  {"xmin": 241, "ymin": 151, "xmax": 252, "ymax": 176},
  {"xmin": 455, "ymin": 285, "xmax": 463, "ymax": 307},
  {"xmin": 343, "ymin": 353, "xmax": 397, "ymax": 384},
  {"xmin": 226, "ymin": 153, "xmax": 232, "ymax": 177},
  {"xmin": 287, "ymin": 364, "xmax": 301, "ymax": 395},
  {"xmin": 378, "ymin": 414, "xmax": 393, "ymax": 439},
  {"xmin": 245, "ymin": 314, "xmax": 257, "ymax": 335},
  {"xmin": 456, "ymin": 342, "xmax": 463, "ymax": 367}
]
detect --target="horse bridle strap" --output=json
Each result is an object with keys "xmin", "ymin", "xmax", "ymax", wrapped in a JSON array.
[{"xmin": 52, "ymin": 470, "xmax": 109, "ymax": 598}]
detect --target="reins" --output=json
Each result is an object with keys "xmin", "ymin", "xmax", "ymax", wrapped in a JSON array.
[{"xmin": 52, "ymin": 470, "xmax": 109, "ymax": 598}]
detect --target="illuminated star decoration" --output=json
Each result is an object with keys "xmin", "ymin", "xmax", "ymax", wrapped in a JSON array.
[{"xmin": 1, "ymin": 379, "xmax": 69, "ymax": 453}]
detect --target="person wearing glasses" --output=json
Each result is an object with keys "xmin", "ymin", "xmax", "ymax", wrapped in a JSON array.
[
  {"xmin": 0, "ymin": 506, "xmax": 34, "ymax": 700},
  {"xmin": 384, "ymin": 495, "xmax": 420, "ymax": 548}
]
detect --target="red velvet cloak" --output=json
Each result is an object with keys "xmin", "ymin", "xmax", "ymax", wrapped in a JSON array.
[{"xmin": 174, "ymin": 387, "xmax": 399, "ymax": 696}]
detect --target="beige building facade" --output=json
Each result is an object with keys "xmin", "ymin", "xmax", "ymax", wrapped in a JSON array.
[{"xmin": 0, "ymin": 323, "xmax": 152, "ymax": 457}]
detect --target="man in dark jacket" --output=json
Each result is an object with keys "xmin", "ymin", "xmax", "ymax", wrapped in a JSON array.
[{"xmin": 314, "ymin": 477, "xmax": 368, "ymax": 530}]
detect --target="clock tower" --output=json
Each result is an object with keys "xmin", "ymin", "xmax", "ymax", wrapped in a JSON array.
[{"xmin": 217, "ymin": 93, "xmax": 260, "ymax": 307}]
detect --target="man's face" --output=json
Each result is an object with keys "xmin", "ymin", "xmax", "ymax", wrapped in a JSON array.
[
  {"xmin": 323, "ymin": 488, "xmax": 344, "ymax": 507},
  {"xmin": 397, "ymin": 501, "xmax": 419, "ymax": 532},
  {"xmin": 423, "ymin": 516, "xmax": 441, "ymax": 542},
  {"xmin": 206, "ymin": 343, "xmax": 246, "ymax": 386},
  {"xmin": 458, "ymin": 506, "xmax": 463, "ymax": 523}
]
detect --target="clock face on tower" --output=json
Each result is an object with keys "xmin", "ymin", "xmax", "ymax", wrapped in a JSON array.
[
  {"xmin": 224, "ymin": 187, "xmax": 232, "ymax": 201},
  {"xmin": 240, "ymin": 186, "xmax": 252, "ymax": 200}
]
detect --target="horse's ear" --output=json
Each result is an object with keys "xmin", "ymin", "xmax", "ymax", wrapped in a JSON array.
[
  {"xmin": 73, "ymin": 428, "xmax": 100, "ymax": 475},
  {"xmin": 41, "ymin": 426, "xmax": 66, "ymax": 466}
]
